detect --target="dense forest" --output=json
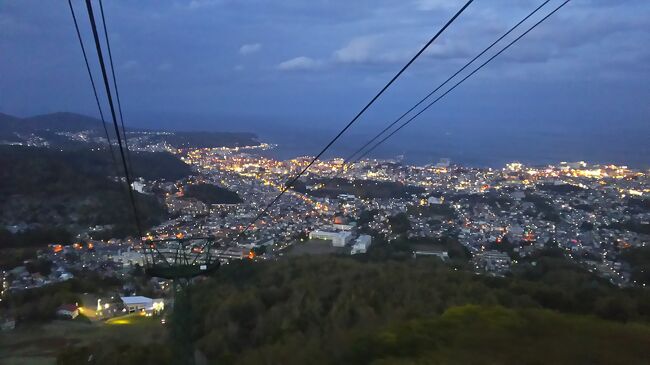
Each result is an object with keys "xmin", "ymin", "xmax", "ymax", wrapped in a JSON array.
[
  {"xmin": 292, "ymin": 177, "xmax": 424, "ymax": 199},
  {"xmin": 407, "ymin": 202, "xmax": 457, "ymax": 219},
  {"xmin": 538, "ymin": 182, "xmax": 585, "ymax": 193},
  {"xmin": 180, "ymin": 253, "xmax": 650, "ymax": 364},
  {"xmin": 0, "ymin": 146, "xmax": 191, "ymax": 244},
  {"xmin": 0, "ymin": 145, "xmax": 192, "ymax": 183},
  {"xmin": 26, "ymin": 243, "xmax": 648, "ymax": 364},
  {"xmin": 620, "ymin": 246, "xmax": 650, "ymax": 285},
  {"xmin": 184, "ymin": 183, "xmax": 243, "ymax": 204}
]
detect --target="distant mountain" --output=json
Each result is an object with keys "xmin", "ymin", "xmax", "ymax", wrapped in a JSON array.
[
  {"xmin": 24, "ymin": 112, "xmax": 108, "ymax": 132},
  {"xmin": 0, "ymin": 111, "xmax": 260, "ymax": 148},
  {"xmin": 0, "ymin": 112, "xmax": 105, "ymax": 134},
  {"xmin": 0, "ymin": 112, "xmax": 24, "ymax": 130},
  {"xmin": 0, "ymin": 112, "xmax": 114, "ymax": 145}
]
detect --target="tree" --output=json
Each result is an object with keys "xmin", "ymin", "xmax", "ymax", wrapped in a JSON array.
[
  {"xmin": 388, "ymin": 213, "xmax": 410, "ymax": 234},
  {"xmin": 595, "ymin": 296, "xmax": 635, "ymax": 322}
]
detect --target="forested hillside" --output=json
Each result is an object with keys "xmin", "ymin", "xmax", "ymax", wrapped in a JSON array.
[
  {"xmin": 185, "ymin": 255, "xmax": 650, "ymax": 364},
  {"xmin": 292, "ymin": 177, "xmax": 424, "ymax": 199},
  {"xmin": 0, "ymin": 146, "xmax": 191, "ymax": 245},
  {"xmin": 47, "ymin": 250, "xmax": 650, "ymax": 364},
  {"xmin": 184, "ymin": 183, "xmax": 243, "ymax": 204}
]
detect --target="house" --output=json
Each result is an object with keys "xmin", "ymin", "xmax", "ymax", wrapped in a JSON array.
[
  {"xmin": 351, "ymin": 235, "xmax": 372, "ymax": 254},
  {"xmin": 56, "ymin": 304, "xmax": 79, "ymax": 319}
]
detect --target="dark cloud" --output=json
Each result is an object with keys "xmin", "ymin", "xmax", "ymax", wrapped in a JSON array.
[{"xmin": 0, "ymin": 0, "xmax": 647, "ymax": 138}]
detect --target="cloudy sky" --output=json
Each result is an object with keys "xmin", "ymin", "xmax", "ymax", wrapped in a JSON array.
[{"xmin": 1, "ymin": 0, "xmax": 648, "ymax": 164}]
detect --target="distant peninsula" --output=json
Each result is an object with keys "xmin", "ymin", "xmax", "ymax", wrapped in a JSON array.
[{"xmin": 0, "ymin": 111, "xmax": 260, "ymax": 148}]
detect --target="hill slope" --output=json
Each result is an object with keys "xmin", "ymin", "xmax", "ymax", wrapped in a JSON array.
[
  {"xmin": 0, "ymin": 146, "xmax": 192, "ymax": 241},
  {"xmin": 187, "ymin": 256, "xmax": 650, "ymax": 364},
  {"xmin": 11, "ymin": 256, "xmax": 650, "ymax": 364},
  {"xmin": 184, "ymin": 183, "xmax": 242, "ymax": 204},
  {"xmin": 345, "ymin": 305, "xmax": 650, "ymax": 365}
]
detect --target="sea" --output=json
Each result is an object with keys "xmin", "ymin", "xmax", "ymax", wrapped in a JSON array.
[
  {"xmin": 256, "ymin": 124, "xmax": 650, "ymax": 169},
  {"xmin": 131, "ymin": 112, "xmax": 650, "ymax": 169}
]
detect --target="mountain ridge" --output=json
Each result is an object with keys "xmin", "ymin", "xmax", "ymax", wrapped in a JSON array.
[{"xmin": 0, "ymin": 111, "xmax": 260, "ymax": 148}]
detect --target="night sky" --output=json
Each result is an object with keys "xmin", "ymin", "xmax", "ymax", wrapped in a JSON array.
[{"xmin": 1, "ymin": 0, "xmax": 648, "ymax": 165}]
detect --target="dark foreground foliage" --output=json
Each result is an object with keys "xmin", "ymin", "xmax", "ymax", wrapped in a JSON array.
[
  {"xmin": 57, "ymin": 343, "xmax": 172, "ymax": 365},
  {"xmin": 46, "ymin": 255, "xmax": 650, "ymax": 364},
  {"xmin": 344, "ymin": 305, "xmax": 650, "ymax": 365},
  {"xmin": 187, "ymin": 256, "xmax": 649, "ymax": 364},
  {"xmin": 620, "ymin": 245, "xmax": 650, "ymax": 285}
]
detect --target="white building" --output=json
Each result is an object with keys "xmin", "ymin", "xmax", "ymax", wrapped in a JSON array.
[
  {"xmin": 121, "ymin": 296, "xmax": 165, "ymax": 314},
  {"xmin": 427, "ymin": 196, "xmax": 444, "ymax": 205},
  {"xmin": 121, "ymin": 296, "xmax": 152, "ymax": 313},
  {"xmin": 338, "ymin": 194, "xmax": 356, "ymax": 201},
  {"xmin": 333, "ymin": 223, "xmax": 355, "ymax": 231},
  {"xmin": 132, "ymin": 181, "xmax": 150, "ymax": 194},
  {"xmin": 351, "ymin": 235, "xmax": 372, "ymax": 254},
  {"xmin": 309, "ymin": 230, "xmax": 352, "ymax": 247}
]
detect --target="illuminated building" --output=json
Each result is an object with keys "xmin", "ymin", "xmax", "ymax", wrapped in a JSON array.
[
  {"xmin": 309, "ymin": 230, "xmax": 352, "ymax": 247},
  {"xmin": 120, "ymin": 296, "xmax": 165, "ymax": 315}
]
